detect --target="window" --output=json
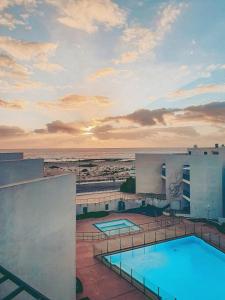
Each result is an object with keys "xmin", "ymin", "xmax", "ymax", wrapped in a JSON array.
[
  {"xmin": 204, "ymin": 152, "xmax": 208, "ymax": 155},
  {"xmin": 212, "ymin": 151, "xmax": 219, "ymax": 155},
  {"xmin": 142, "ymin": 200, "xmax": 146, "ymax": 207},
  {"xmin": 83, "ymin": 207, "xmax": 88, "ymax": 214},
  {"xmin": 188, "ymin": 151, "xmax": 191, "ymax": 155},
  {"xmin": 105, "ymin": 204, "xmax": 109, "ymax": 211}
]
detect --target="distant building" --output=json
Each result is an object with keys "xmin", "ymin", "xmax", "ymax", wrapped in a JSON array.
[
  {"xmin": 0, "ymin": 153, "xmax": 75, "ymax": 300},
  {"xmin": 136, "ymin": 144, "xmax": 225, "ymax": 219}
]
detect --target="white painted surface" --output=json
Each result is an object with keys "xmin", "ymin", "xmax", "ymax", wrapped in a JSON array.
[
  {"xmin": 0, "ymin": 159, "xmax": 44, "ymax": 186},
  {"xmin": 136, "ymin": 153, "xmax": 168, "ymax": 194},
  {"xmin": 0, "ymin": 174, "xmax": 75, "ymax": 300}
]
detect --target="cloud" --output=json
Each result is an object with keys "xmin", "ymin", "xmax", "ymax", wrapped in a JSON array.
[
  {"xmin": 0, "ymin": 13, "xmax": 25, "ymax": 29},
  {"xmin": 103, "ymin": 108, "xmax": 176, "ymax": 126},
  {"xmin": 168, "ymin": 83, "xmax": 225, "ymax": 100},
  {"xmin": 91, "ymin": 123, "xmax": 199, "ymax": 140},
  {"xmin": 88, "ymin": 67, "xmax": 117, "ymax": 80},
  {"xmin": 34, "ymin": 61, "xmax": 64, "ymax": 72},
  {"xmin": 0, "ymin": 36, "xmax": 58, "ymax": 61},
  {"xmin": 0, "ymin": 125, "xmax": 26, "ymax": 137},
  {"xmin": 0, "ymin": 1, "xmax": 37, "ymax": 31},
  {"xmin": 47, "ymin": 0, "xmax": 126, "ymax": 33},
  {"xmin": 0, "ymin": 54, "xmax": 44, "ymax": 91},
  {"xmin": 115, "ymin": 3, "xmax": 186, "ymax": 64},
  {"xmin": 0, "ymin": 0, "xmax": 37, "ymax": 11},
  {"xmin": 38, "ymin": 94, "xmax": 112, "ymax": 110},
  {"xmin": 0, "ymin": 54, "xmax": 30, "ymax": 79},
  {"xmin": 181, "ymin": 101, "xmax": 225, "ymax": 124},
  {"xmin": 0, "ymin": 98, "xmax": 25, "ymax": 109},
  {"xmin": 34, "ymin": 120, "xmax": 81, "ymax": 135}
]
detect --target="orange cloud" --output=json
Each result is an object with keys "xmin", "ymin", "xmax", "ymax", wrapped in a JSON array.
[
  {"xmin": 38, "ymin": 94, "xmax": 112, "ymax": 110},
  {"xmin": 168, "ymin": 83, "xmax": 225, "ymax": 100},
  {"xmin": 47, "ymin": 0, "xmax": 126, "ymax": 33},
  {"xmin": 0, "ymin": 98, "xmax": 26, "ymax": 109}
]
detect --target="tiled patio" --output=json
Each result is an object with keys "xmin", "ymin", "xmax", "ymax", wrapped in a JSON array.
[{"xmin": 76, "ymin": 213, "xmax": 173, "ymax": 300}]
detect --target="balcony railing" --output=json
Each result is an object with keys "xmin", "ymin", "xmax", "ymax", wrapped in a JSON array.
[
  {"xmin": 161, "ymin": 165, "xmax": 166, "ymax": 177},
  {"xmin": 183, "ymin": 173, "xmax": 190, "ymax": 181},
  {"xmin": 183, "ymin": 189, "xmax": 190, "ymax": 198}
]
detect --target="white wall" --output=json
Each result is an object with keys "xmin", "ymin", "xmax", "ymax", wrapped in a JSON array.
[
  {"xmin": 0, "ymin": 174, "xmax": 75, "ymax": 300},
  {"xmin": 0, "ymin": 152, "xmax": 23, "ymax": 160},
  {"xmin": 190, "ymin": 156, "xmax": 223, "ymax": 218},
  {"xmin": 0, "ymin": 159, "xmax": 44, "ymax": 186},
  {"xmin": 136, "ymin": 153, "xmax": 168, "ymax": 194}
]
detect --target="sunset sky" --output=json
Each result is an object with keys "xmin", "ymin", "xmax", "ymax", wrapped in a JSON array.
[{"xmin": 0, "ymin": 0, "xmax": 225, "ymax": 148}]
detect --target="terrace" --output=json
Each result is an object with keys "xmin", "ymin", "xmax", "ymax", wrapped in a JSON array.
[{"xmin": 77, "ymin": 213, "xmax": 225, "ymax": 300}]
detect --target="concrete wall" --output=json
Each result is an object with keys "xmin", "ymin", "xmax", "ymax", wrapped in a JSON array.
[
  {"xmin": 136, "ymin": 153, "xmax": 168, "ymax": 194},
  {"xmin": 165, "ymin": 155, "xmax": 189, "ymax": 202},
  {"xmin": 0, "ymin": 152, "xmax": 23, "ymax": 160},
  {"xmin": 0, "ymin": 159, "xmax": 44, "ymax": 186},
  {"xmin": 0, "ymin": 174, "xmax": 75, "ymax": 300},
  {"xmin": 190, "ymin": 156, "xmax": 223, "ymax": 218},
  {"xmin": 76, "ymin": 196, "xmax": 168, "ymax": 215}
]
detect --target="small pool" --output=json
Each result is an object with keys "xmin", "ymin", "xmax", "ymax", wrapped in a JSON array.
[
  {"xmin": 94, "ymin": 219, "xmax": 140, "ymax": 236},
  {"xmin": 104, "ymin": 236, "xmax": 225, "ymax": 300}
]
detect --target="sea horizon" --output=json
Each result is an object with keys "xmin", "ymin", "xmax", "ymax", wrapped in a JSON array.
[{"xmin": 0, "ymin": 147, "xmax": 186, "ymax": 161}]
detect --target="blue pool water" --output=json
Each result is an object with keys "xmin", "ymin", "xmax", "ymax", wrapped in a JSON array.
[
  {"xmin": 94, "ymin": 219, "xmax": 140, "ymax": 236},
  {"xmin": 104, "ymin": 236, "xmax": 225, "ymax": 300}
]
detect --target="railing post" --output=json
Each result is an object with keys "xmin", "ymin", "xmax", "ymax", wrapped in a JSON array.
[
  {"xmin": 219, "ymin": 235, "xmax": 221, "ymax": 248},
  {"xmin": 120, "ymin": 238, "xmax": 122, "ymax": 250},
  {"xmin": 175, "ymin": 225, "xmax": 176, "ymax": 237},
  {"xmin": 201, "ymin": 224, "xmax": 203, "ymax": 238},
  {"xmin": 144, "ymin": 232, "xmax": 146, "ymax": 245},
  {"xmin": 131, "ymin": 268, "xmax": 133, "ymax": 284},
  {"xmin": 185, "ymin": 224, "xmax": 187, "ymax": 235},
  {"xmin": 143, "ymin": 277, "xmax": 145, "ymax": 294},
  {"xmin": 120, "ymin": 261, "xmax": 121, "ymax": 275},
  {"xmin": 157, "ymin": 287, "xmax": 160, "ymax": 297},
  {"xmin": 110, "ymin": 255, "xmax": 112, "ymax": 269},
  {"xmin": 107, "ymin": 239, "xmax": 109, "ymax": 253},
  {"xmin": 155, "ymin": 231, "xmax": 156, "ymax": 242},
  {"xmin": 132, "ymin": 235, "xmax": 134, "ymax": 248}
]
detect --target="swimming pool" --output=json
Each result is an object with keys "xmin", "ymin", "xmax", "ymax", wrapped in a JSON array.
[
  {"xmin": 104, "ymin": 236, "xmax": 225, "ymax": 300},
  {"xmin": 94, "ymin": 219, "xmax": 141, "ymax": 236}
]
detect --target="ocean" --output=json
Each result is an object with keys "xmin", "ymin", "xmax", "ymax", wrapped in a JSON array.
[{"xmin": 0, "ymin": 148, "xmax": 185, "ymax": 161}]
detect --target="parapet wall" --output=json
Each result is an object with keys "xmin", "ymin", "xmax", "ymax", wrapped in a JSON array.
[
  {"xmin": 0, "ymin": 159, "xmax": 44, "ymax": 186},
  {"xmin": 0, "ymin": 174, "xmax": 75, "ymax": 300},
  {"xmin": 0, "ymin": 152, "xmax": 23, "ymax": 161}
]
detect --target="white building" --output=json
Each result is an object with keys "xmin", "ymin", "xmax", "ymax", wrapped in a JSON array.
[
  {"xmin": 0, "ymin": 153, "xmax": 75, "ymax": 300},
  {"xmin": 136, "ymin": 144, "xmax": 225, "ymax": 219}
]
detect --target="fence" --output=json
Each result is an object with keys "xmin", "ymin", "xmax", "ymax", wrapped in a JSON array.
[
  {"xmin": 93, "ymin": 222, "xmax": 225, "ymax": 300},
  {"xmin": 77, "ymin": 217, "xmax": 181, "ymax": 240}
]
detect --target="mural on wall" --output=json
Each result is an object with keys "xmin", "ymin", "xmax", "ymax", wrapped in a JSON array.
[{"xmin": 169, "ymin": 171, "xmax": 183, "ymax": 200}]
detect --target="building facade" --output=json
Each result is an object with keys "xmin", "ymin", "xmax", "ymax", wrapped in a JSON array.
[
  {"xmin": 0, "ymin": 153, "xmax": 75, "ymax": 300},
  {"xmin": 136, "ymin": 144, "xmax": 225, "ymax": 219}
]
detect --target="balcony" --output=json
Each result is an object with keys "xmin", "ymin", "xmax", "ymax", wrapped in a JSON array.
[
  {"xmin": 183, "ymin": 189, "xmax": 190, "ymax": 199},
  {"xmin": 161, "ymin": 164, "xmax": 166, "ymax": 178},
  {"xmin": 183, "ymin": 165, "xmax": 190, "ymax": 182}
]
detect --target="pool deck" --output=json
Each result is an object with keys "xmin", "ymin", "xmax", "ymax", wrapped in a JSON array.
[
  {"xmin": 77, "ymin": 213, "xmax": 225, "ymax": 300},
  {"xmin": 77, "ymin": 213, "xmax": 171, "ymax": 300},
  {"xmin": 77, "ymin": 212, "xmax": 167, "ymax": 233}
]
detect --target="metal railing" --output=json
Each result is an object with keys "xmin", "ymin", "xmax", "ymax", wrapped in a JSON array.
[
  {"xmin": 93, "ymin": 222, "xmax": 225, "ymax": 300},
  {"xmin": 0, "ymin": 265, "xmax": 50, "ymax": 300},
  {"xmin": 77, "ymin": 217, "xmax": 181, "ymax": 240},
  {"xmin": 100, "ymin": 256, "xmax": 175, "ymax": 300}
]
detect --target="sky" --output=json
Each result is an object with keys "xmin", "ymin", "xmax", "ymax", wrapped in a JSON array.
[{"xmin": 0, "ymin": 0, "xmax": 225, "ymax": 149}]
